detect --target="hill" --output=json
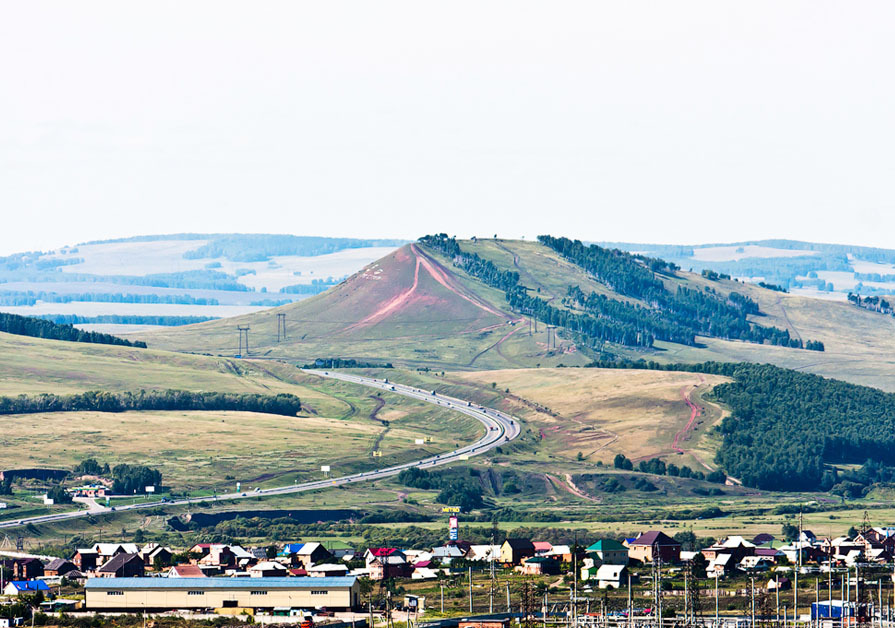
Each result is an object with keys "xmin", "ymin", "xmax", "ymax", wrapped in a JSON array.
[
  {"xmin": 141, "ymin": 243, "xmax": 592, "ymax": 369},
  {"xmin": 143, "ymin": 237, "xmax": 895, "ymax": 390}
]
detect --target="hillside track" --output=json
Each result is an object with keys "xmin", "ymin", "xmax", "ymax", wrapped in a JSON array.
[
  {"xmin": 0, "ymin": 370, "xmax": 521, "ymax": 530},
  {"xmin": 671, "ymin": 375, "xmax": 705, "ymax": 454}
]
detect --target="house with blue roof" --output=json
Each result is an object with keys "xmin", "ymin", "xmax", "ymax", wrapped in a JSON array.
[{"xmin": 3, "ymin": 580, "xmax": 50, "ymax": 596}]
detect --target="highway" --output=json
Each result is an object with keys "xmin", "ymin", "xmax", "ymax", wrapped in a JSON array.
[{"xmin": 0, "ymin": 370, "xmax": 521, "ymax": 530}]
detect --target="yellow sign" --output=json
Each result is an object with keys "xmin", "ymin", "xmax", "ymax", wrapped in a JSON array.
[
  {"xmin": 441, "ymin": 506, "xmax": 461, "ymax": 513},
  {"xmin": 372, "ymin": 451, "xmax": 382, "ymax": 457}
]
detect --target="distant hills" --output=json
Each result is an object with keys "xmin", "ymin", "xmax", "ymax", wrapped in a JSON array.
[
  {"xmin": 603, "ymin": 239, "xmax": 895, "ymax": 298},
  {"xmin": 0, "ymin": 234, "xmax": 406, "ymax": 329}
]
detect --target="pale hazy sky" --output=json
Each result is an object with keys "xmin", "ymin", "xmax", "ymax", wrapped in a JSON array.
[{"xmin": 2, "ymin": 1, "xmax": 894, "ymax": 255}]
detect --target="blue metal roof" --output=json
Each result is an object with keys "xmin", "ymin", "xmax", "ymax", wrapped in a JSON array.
[
  {"xmin": 86, "ymin": 576, "xmax": 357, "ymax": 590},
  {"xmin": 9, "ymin": 581, "xmax": 49, "ymax": 591}
]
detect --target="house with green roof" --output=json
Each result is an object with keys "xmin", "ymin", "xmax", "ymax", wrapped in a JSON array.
[{"xmin": 585, "ymin": 539, "xmax": 628, "ymax": 566}]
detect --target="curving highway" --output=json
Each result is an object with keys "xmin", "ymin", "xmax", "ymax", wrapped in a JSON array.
[{"xmin": 0, "ymin": 370, "xmax": 521, "ymax": 530}]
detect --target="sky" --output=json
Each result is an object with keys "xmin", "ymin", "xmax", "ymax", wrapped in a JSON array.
[{"xmin": 2, "ymin": 1, "xmax": 895, "ymax": 255}]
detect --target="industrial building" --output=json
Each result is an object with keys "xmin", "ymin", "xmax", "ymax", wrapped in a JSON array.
[{"xmin": 85, "ymin": 576, "xmax": 359, "ymax": 611}]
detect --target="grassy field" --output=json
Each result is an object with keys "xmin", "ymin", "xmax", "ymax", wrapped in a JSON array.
[
  {"xmin": 0, "ymin": 401, "xmax": 478, "ymax": 494},
  {"xmin": 449, "ymin": 367, "xmax": 729, "ymax": 468}
]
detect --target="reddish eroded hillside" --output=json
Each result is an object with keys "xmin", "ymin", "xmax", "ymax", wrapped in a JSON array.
[{"xmin": 304, "ymin": 243, "xmax": 513, "ymax": 338}]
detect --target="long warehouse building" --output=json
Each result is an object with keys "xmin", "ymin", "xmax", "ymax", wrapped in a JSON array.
[{"xmin": 86, "ymin": 576, "xmax": 360, "ymax": 611}]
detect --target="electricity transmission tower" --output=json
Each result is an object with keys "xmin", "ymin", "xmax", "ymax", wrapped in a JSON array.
[
  {"xmin": 276, "ymin": 313, "xmax": 287, "ymax": 342},
  {"xmin": 237, "ymin": 325, "xmax": 250, "ymax": 356}
]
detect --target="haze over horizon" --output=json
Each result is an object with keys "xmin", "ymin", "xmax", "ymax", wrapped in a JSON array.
[{"xmin": 3, "ymin": 1, "xmax": 895, "ymax": 255}]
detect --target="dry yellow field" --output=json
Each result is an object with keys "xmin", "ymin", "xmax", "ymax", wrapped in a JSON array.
[
  {"xmin": 450, "ymin": 367, "xmax": 729, "ymax": 468},
  {"xmin": 0, "ymin": 403, "xmax": 476, "ymax": 491}
]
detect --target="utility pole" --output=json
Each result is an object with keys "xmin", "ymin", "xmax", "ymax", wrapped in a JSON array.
[
  {"xmin": 715, "ymin": 571, "xmax": 720, "ymax": 627},
  {"xmin": 469, "ymin": 566, "xmax": 473, "ymax": 613},
  {"xmin": 751, "ymin": 576, "xmax": 756, "ymax": 628},
  {"xmin": 796, "ymin": 509, "xmax": 803, "ymax": 628}
]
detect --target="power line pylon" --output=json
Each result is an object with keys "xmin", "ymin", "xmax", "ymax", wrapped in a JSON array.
[
  {"xmin": 276, "ymin": 313, "xmax": 287, "ymax": 342},
  {"xmin": 237, "ymin": 325, "xmax": 250, "ymax": 356}
]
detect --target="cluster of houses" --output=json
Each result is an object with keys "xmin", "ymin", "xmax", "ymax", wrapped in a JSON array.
[{"xmin": 4, "ymin": 527, "xmax": 895, "ymax": 613}]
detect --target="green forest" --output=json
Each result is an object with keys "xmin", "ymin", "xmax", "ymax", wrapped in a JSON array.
[
  {"xmin": 0, "ymin": 389, "xmax": 301, "ymax": 417},
  {"xmin": 0, "ymin": 312, "xmax": 147, "ymax": 348},
  {"xmin": 710, "ymin": 364, "xmax": 895, "ymax": 492}
]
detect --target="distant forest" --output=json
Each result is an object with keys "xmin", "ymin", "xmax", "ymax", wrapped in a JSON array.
[
  {"xmin": 0, "ymin": 290, "xmax": 220, "ymax": 306},
  {"xmin": 0, "ymin": 389, "xmax": 301, "ymax": 417},
  {"xmin": 0, "ymin": 312, "xmax": 147, "ymax": 348},
  {"xmin": 182, "ymin": 234, "xmax": 406, "ymax": 262},
  {"xmin": 36, "ymin": 314, "xmax": 217, "ymax": 326}
]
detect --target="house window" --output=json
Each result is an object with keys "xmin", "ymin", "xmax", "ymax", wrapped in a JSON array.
[
  {"xmin": 106, "ymin": 591, "xmax": 124, "ymax": 596},
  {"xmin": 188, "ymin": 591, "xmax": 204, "ymax": 596},
  {"xmin": 250, "ymin": 591, "xmax": 268, "ymax": 596},
  {"xmin": 311, "ymin": 591, "xmax": 327, "ymax": 595}
]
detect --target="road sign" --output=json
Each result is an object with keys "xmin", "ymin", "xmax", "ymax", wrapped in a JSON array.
[
  {"xmin": 145, "ymin": 486, "xmax": 155, "ymax": 493},
  {"xmin": 415, "ymin": 439, "xmax": 425, "ymax": 445},
  {"xmin": 441, "ymin": 506, "xmax": 460, "ymax": 513},
  {"xmin": 321, "ymin": 465, "xmax": 331, "ymax": 473}
]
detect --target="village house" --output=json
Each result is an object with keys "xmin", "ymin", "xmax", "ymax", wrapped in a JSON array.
[
  {"xmin": 368, "ymin": 554, "xmax": 411, "ymax": 581},
  {"xmin": 44, "ymin": 558, "xmax": 77, "ymax": 578},
  {"xmin": 532, "ymin": 542, "xmax": 553, "ymax": 556},
  {"xmin": 500, "ymin": 539, "xmax": 535, "ymax": 565},
  {"xmin": 307, "ymin": 563, "xmax": 349, "ymax": 577},
  {"xmin": 167, "ymin": 564, "xmax": 205, "ymax": 578},
  {"xmin": 1, "ymin": 558, "xmax": 44, "ymax": 581},
  {"xmin": 3, "ymin": 581, "xmax": 49, "ymax": 597},
  {"xmin": 701, "ymin": 536, "xmax": 756, "ymax": 565},
  {"xmin": 248, "ymin": 561, "xmax": 289, "ymax": 577},
  {"xmin": 595, "ymin": 564, "xmax": 630, "ymax": 589},
  {"xmin": 515, "ymin": 556, "xmax": 560, "ymax": 576},
  {"xmin": 626, "ymin": 531, "xmax": 681, "ymax": 564},
  {"xmin": 71, "ymin": 549, "xmax": 99, "ymax": 572},
  {"xmin": 282, "ymin": 542, "xmax": 332, "ymax": 568},
  {"xmin": 96, "ymin": 553, "xmax": 145, "ymax": 578},
  {"xmin": 585, "ymin": 539, "xmax": 628, "ymax": 566}
]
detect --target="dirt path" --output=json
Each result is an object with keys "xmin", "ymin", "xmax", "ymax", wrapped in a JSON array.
[
  {"xmin": 775, "ymin": 295, "xmax": 803, "ymax": 343},
  {"xmin": 368, "ymin": 396, "xmax": 392, "ymax": 454},
  {"xmin": 671, "ymin": 375, "xmax": 704, "ymax": 454},
  {"xmin": 467, "ymin": 324, "xmax": 525, "ymax": 367},
  {"xmin": 563, "ymin": 473, "xmax": 602, "ymax": 503}
]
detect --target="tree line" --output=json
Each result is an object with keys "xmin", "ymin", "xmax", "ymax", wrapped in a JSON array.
[
  {"xmin": 848, "ymin": 292, "xmax": 894, "ymax": 316},
  {"xmin": 539, "ymin": 235, "xmax": 822, "ymax": 350},
  {"xmin": 0, "ymin": 312, "xmax": 147, "ymax": 348},
  {"xmin": 0, "ymin": 291, "xmax": 220, "ymax": 306},
  {"xmin": 38, "ymin": 314, "xmax": 217, "ymax": 326},
  {"xmin": 0, "ymin": 389, "xmax": 301, "ymax": 416}
]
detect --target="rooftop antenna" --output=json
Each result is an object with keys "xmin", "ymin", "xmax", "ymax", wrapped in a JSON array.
[
  {"xmin": 276, "ymin": 313, "xmax": 287, "ymax": 342},
  {"xmin": 237, "ymin": 325, "xmax": 250, "ymax": 356}
]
